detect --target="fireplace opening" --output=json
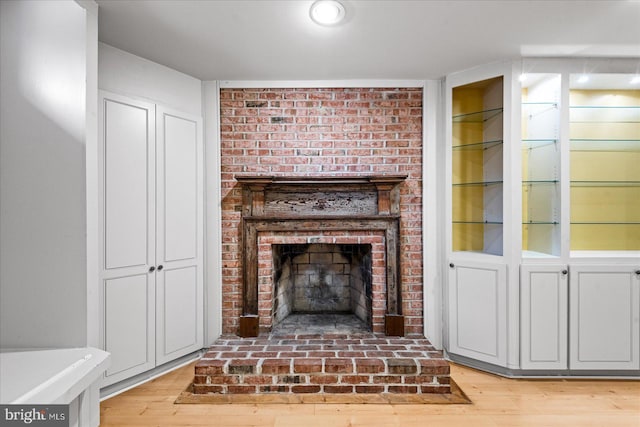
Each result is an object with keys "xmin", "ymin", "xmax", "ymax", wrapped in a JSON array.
[{"xmin": 271, "ymin": 243, "xmax": 372, "ymax": 334}]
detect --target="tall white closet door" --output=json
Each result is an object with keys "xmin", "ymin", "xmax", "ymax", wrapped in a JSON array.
[
  {"xmin": 99, "ymin": 93, "xmax": 156, "ymax": 387},
  {"xmin": 155, "ymin": 107, "xmax": 204, "ymax": 365}
]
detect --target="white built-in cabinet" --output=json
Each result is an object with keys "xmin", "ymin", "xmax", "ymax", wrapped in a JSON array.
[
  {"xmin": 569, "ymin": 264, "xmax": 639, "ymax": 370},
  {"xmin": 445, "ymin": 60, "xmax": 640, "ymax": 375},
  {"xmin": 520, "ymin": 265, "xmax": 568, "ymax": 370},
  {"xmin": 447, "ymin": 260, "xmax": 507, "ymax": 366},
  {"xmin": 99, "ymin": 92, "xmax": 203, "ymax": 387},
  {"xmin": 445, "ymin": 61, "xmax": 514, "ymax": 369}
]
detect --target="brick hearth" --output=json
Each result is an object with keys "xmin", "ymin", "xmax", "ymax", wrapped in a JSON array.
[{"xmin": 194, "ymin": 332, "xmax": 450, "ymax": 395}]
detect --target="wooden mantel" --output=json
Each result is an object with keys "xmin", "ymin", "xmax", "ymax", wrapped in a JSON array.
[
  {"xmin": 235, "ymin": 174, "xmax": 407, "ymax": 337},
  {"xmin": 235, "ymin": 174, "xmax": 407, "ymax": 218}
]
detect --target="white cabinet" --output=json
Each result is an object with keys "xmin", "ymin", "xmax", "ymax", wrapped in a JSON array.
[
  {"xmin": 445, "ymin": 60, "xmax": 640, "ymax": 375},
  {"xmin": 520, "ymin": 265, "xmax": 568, "ymax": 370},
  {"xmin": 100, "ymin": 94, "xmax": 156, "ymax": 386},
  {"xmin": 445, "ymin": 62, "xmax": 513, "ymax": 369},
  {"xmin": 569, "ymin": 265, "xmax": 640, "ymax": 370},
  {"xmin": 448, "ymin": 260, "xmax": 507, "ymax": 366},
  {"xmin": 99, "ymin": 93, "xmax": 203, "ymax": 387},
  {"xmin": 155, "ymin": 106, "xmax": 204, "ymax": 366}
]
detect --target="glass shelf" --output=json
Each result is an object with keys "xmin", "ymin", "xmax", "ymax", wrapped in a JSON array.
[
  {"xmin": 571, "ymin": 222, "xmax": 640, "ymax": 225},
  {"xmin": 522, "ymin": 180, "xmax": 559, "ymax": 185},
  {"xmin": 570, "ymin": 181, "xmax": 640, "ymax": 187},
  {"xmin": 522, "ymin": 249, "xmax": 559, "ymax": 259},
  {"xmin": 452, "ymin": 107, "xmax": 503, "ymax": 123},
  {"xmin": 452, "ymin": 140, "xmax": 503, "ymax": 151},
  {"xmin": 452, "ymin": 76, "xmax": 504, "ymax": 256},
  {"xmin": 453, "ymin": 221, "xmax": 503, "ymax": 225},
  {"xmin": 522, "ymin": 102, "xmax": 558, "ymax": 118},
  {"xmin": 569, "ymin": 84, "xmax": 639, "ymax": 252},
  {"xmin": 522, "ymin": 139, "xmax": 557, "ymax": 149},
  {"xmin": 452, "ymin": 180, "xmax": 503, "ymax": 187},
  {"xmin": 570, "ymin": 106, "xmax": 640, "ymax": 123},
  {"xmin": 570, "ymin": 139, "xmax": 640, "ymax": 152}
]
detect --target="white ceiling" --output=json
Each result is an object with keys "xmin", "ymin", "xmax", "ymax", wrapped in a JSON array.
[{"xmin": 96, "ymin": 0, "xmax": 640, "ymax": 81}]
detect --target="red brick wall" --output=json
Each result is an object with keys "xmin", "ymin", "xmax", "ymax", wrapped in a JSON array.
[{"xmin": 220, "ymin": 87, "xmax": 424, "ymax": 335}]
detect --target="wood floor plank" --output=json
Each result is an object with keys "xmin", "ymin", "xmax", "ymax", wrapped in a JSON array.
[{"xmin": 100, "ymin": 361, "xmax": 640, "ymax": 427}]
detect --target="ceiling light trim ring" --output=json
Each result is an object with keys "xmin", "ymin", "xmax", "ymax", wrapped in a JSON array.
[{"xmin": 310, "ymin": 0, "xmax": 346, "ymax": 26}]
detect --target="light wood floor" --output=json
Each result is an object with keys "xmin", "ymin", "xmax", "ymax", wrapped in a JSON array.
[{"xmin": 100, "ymin": 361, "xmax": 640, "ymax": 426}]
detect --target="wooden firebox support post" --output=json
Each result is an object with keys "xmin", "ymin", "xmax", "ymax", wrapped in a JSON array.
[{"xmin": 236, "ymin": 175, "xmax": 407, "ymax": 338}]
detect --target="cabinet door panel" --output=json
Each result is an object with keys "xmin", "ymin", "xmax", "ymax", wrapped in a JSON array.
[
  {"xmin": 520, "ymin": 265, "xmax": 568, "ymax": 370},
  {"xmin": 103, "ymin": 99, "xmax": 153, "ymax": 270},
  {"xmin": 570, "ymin": 265, "xmax": 640, "ymax": 370},
  {"xmin": 162, "ymin": 113, "xmax": 198, "ymax": 262},
  {"xmin": 104, "ymin": 274, "xmax": 155, "ymax": 383},
  {"xmin": 157, "ymin": 266, "xmax": 199, "ymax": 362},
  {"xmin": 448, "ymin": 260, "xmax": 507, "ymax": 366},
  {"xmin": 99, "ymin": 92, "xmax": 156, "ymax": 388},
  {"xmin": 156, "ymin": 107, "xmax": 203, "ymax": 365}
]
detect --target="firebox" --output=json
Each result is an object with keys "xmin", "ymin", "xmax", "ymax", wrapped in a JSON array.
[{"xmin": 272, "ymin": 243, "xmax": 372, "ymax": 331}]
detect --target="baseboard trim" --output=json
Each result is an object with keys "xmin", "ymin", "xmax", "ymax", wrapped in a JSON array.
[
  {"xmin": 100, "ymin": 350, "xmax": 204, "ymax": 401},
  {"xmin": 447, "ymin": 353, "xmax": 640, "ymax": 379}
]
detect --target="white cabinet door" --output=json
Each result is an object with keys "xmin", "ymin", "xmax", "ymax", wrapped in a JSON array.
[
  {"xmin": 520, "ymin": 265, "xmax": 568, "ymax": 370},
  {"xmin": 569, "ymin": 265, "xmax": 640, "ymax": 370},
  {"xmin": 155, "ymin": 107, "xmax": 204, "ymax": 365},
  {"xmin": 99, "ymin": 93, "xmax": 156, "ymax": 387},
  {"xmin": 104, "ymin": 275, "xmax": 155, "ymax": 382},
  {"xmin": 448, "ymin": 260, "xmax": 507, "ymax": 366}
]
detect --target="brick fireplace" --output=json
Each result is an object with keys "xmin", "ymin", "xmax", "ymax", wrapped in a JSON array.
[
  {"xmin": 236, "ymin": 175, "xmax": 406, "ymax": 337},
  {"xmin": 220, "ymin": 87, "xmax": 424, "ymax": 336},
  {"xmin": 192, "ymin": 87, "xmax": 452, "ymax": 397}
]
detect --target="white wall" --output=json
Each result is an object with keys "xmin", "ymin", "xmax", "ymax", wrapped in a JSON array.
[
  {"xmin": 98, "ymin": 43, "xmax": 202, "ymax": 116},
  {"xmin": 202, "ymin": 81, "xmax": 222, "ymax": 345},
  {"xmin": 0, "ymin": 0, "xmax": 92, "ymax": 348}
]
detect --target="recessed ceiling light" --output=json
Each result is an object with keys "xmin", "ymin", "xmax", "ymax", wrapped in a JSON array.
[
  {"xmin": 631, "ymin": 76, "xmax": 640, "ymax": 85},
  {"xmin": 518, "ymin": 73, "xmax": 528, "ymax": 82},
  {"xmin": 310, "ymin": 0, "xmax": 346, "ymax": 26},
  {"xmin": 577, "ymin": 74, "xmax": 589, "ymax": 84}
]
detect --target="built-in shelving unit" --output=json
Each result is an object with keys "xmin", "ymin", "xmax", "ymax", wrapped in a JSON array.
[
  {"xmin": 521, "ymin": 74, "xmax": 561, "ymax": 257},
  {"xmin": 451, "ymin": 76, "xmax": 504, "ymax": 256},
  {"xmin": 447, "ymin": 63, "xmax": 640, "ymax": 376},
  {"xmin": 569, "ymin": 80, "xmax": 640, "ymax": 252}
]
